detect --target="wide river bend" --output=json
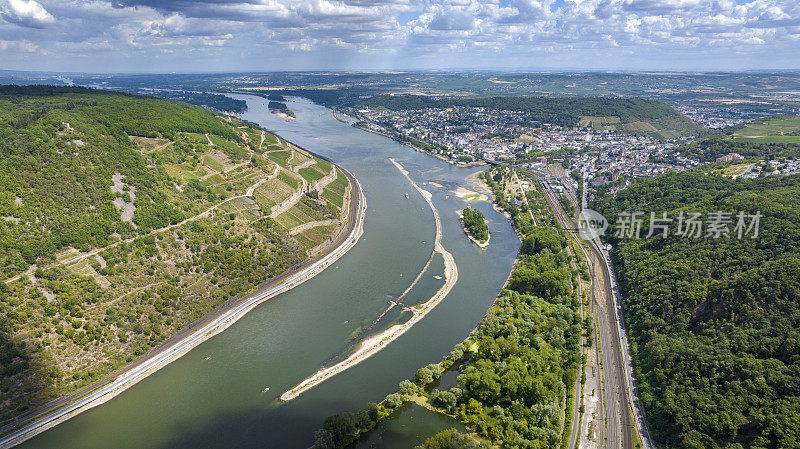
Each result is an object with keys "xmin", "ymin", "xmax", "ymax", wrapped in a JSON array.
[{"xmin": 21, "ymin": 94, "xmax": 520, "ymax": 449}]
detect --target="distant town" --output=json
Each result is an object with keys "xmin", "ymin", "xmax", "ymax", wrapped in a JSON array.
[
  {"xmin": 349, "ymin": 105, "xmax": 706, "ymax": 194},
  {"xmin": 675, "ymin": 105, "xmax": 773, "ymax": 129},
  {"xmin": 347, "ymin": 103, "xmax": 800, "ymax": 206}
]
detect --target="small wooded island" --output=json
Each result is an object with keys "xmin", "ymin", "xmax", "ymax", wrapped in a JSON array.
[
  {"xmin": 459, "ymin": 207, "xmax": 489, "ymax": 247},
  {"xmin": 267, "ymin": 94, "xmax": 296, "ymax": 119}
]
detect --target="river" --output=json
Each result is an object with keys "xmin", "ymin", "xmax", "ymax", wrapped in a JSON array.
[{"xmin": 20, "ymin": 94, "xmax": 519, "ymax": 448}]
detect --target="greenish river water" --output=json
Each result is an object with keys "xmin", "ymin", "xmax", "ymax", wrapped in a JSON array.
[
  {"xmin": 351, "ymin": 404, "xmax": 466, "ymax": 449},
  {"xmin": 21, "ymin": 95, "xmax": 519, "ymax": 448}
]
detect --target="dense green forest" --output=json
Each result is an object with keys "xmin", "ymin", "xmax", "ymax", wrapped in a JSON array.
[
  {"xmin": 315, "ymin": 168, "xmax": 581, "ymax": 448},
  {"xmin": 592, "ymin": 171, "xmax": 800, "ymax": 448},
  {"xmin": 268, "ymin": 101, "xmax": 288, "ymax": 110},
  {"xmin": 461, "ymin": 208, "xmax": 489, "ymax": 243},
  {"xmin": 354, "ymin": 95, "xmax": 702, "ymax": 138},
  {"xmin": 0, "ymin": 85, "xmax": 349, "ymax": 421},
  {"xmin": 680, "ymin": 135, "xmax": 800, "ymax": 161},
  {"xmin": 148, "ymin": 91, "xmax": 247, "ymax": 113}
]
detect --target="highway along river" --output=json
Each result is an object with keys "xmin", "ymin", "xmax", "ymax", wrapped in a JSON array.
[{"xmin": 19, "ymin": 94, "xmax": 520, "ymax": 449}]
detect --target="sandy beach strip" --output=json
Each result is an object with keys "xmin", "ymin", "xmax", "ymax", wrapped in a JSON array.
[{"xmin": 280, "ymin": 158, "xmax": 458, "ymax": 401}]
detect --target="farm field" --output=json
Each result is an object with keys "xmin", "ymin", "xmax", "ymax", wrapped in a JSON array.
[{"xmin": 733, "ymin": 115, "xmax": 800, "ymax": 144}]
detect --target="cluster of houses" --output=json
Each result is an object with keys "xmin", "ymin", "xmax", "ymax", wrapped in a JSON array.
[
  {"xmin": 569, "ymin": 146, "xmax": 699, "ymax": 194},
  {"xmin": 354, "ymin": 106, "xmax": 680, "ymax": 165},
  {"xmin": 739, "ymin": 159, "xmax": 800, "ymax": 179},
  {"xmin": 355, "ymin": 105, "xmax": 800, "ymax": 198}
]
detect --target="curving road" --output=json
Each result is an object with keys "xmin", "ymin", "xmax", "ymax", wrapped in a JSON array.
[
  {"xmin": 0, "ymin": 170, "xmax": 367, "ymax": 449},
  {"xmin": 4, "ymin": 163, "xmax": 280, "ymax": 287}
]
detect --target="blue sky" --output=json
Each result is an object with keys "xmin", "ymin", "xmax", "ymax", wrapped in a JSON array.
[{"xmin": 1, "ymin": 0, "xmax": 799, "ymax": 73}]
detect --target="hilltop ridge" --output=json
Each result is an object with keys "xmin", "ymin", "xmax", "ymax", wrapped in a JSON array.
[{"xmin": 0, "ymin": 86, "xmax": 353, "ymax": 420}]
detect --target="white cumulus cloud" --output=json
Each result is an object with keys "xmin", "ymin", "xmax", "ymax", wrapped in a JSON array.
[
  {"xmin": 0, "ymin": 0, "xmax": 798, "ymax": 70},
  {"xmin": 1, "ymin": 0, "xmax": 55, "ymax": 28}
]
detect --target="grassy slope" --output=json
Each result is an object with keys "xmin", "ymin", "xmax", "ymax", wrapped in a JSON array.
[
  {"xmin": 681, "ymin": 116, "xmax": 800, "ymax": 161},
  {"xmin": 733, "ymin": 115, "xmax": 800, "ymax": 145},
  {"xmin": 0, "ymin": 86, "xmax": 349, "ymax": 420}
]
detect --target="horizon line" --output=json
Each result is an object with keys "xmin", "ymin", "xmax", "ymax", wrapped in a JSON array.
[{"xmin": 2, "ymin": 68, "xmax": 800, "ymax": 77}]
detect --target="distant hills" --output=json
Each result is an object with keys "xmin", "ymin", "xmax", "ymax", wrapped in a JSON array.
[{"xmin": 354, "ymin": 95, "xmax": 704, "ymax": 140}]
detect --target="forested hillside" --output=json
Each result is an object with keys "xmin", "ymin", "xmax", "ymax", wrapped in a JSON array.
[
  {"xmin": 592, "ymin": 171, "xmax": 800, "ymax": 448},
  {"xmin": 0, "ymin": 86, "xmax": 351, "ymax": 421},
  {"xmin": 0, "ymin": 86, "xmax": 235, "ymax": 276},
  {"xmin": 146, "ymin": 91, "xmax": 248, "ymax": 113},
  {"xmin": 354, "ymin": 95, "xmax": 702, "ymax": 139}
]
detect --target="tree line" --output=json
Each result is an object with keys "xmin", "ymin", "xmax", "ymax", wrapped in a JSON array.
[{"xmin": 355, "ymin": 94, "xmax": 688, "ymax": 128}]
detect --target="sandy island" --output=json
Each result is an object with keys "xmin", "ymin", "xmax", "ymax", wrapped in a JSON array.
[
  {"xmin": 452, "ymin": 186, "xmax": 489, "ymax": 202},
  {"xmin": 280, "ymin": 158, "xmax": 458, "ymax": 402},
  {"xmin": 274, "ymin": 111, "xmax": 295, "ymax": 121}
]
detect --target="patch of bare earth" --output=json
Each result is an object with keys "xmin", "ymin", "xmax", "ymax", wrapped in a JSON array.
[{"xmin": 111, "ymin": 172, "xmax": 137, "ymax": 227}]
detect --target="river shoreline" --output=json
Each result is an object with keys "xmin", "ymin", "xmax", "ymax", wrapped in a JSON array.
[
  {"xmin": 12, "ymin": 93, "xmax": 521, "ymax": 449},
  {"xmin": 280, "ymin": 158, "xmax": 458, "ymax": 402},
  {"xmin": 343, "ymin": 168, "xmax": 527, "ymax": 446},
  {"xmin": 331, "ymin": 109, "xmax": 350, "ymax": 124},
  {"xmin": 351, "ymin": 121, "xmax": 486, "ymax": 169},
  {"xmin": 0, "ymin": 166, "xmax": 367, "ymax": 449}
]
